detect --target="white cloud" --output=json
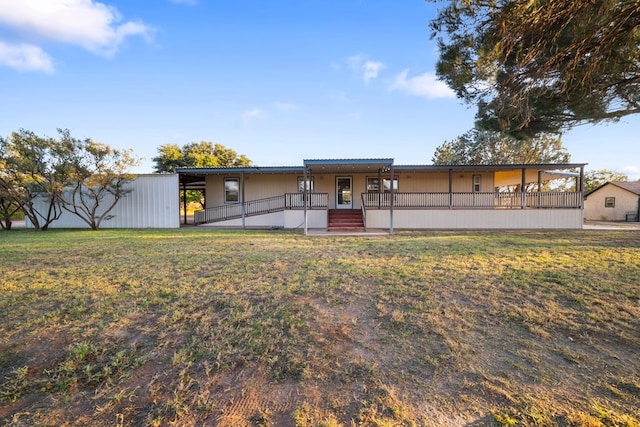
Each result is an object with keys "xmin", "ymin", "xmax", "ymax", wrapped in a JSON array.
[
  {"xmin": 274, "ymin": 102, "xmax": 298, "ymax": 112},
  {"xmin": 240, "ymin": 108, "xmax": 265, "ymax": 127},
  {"xmin": 347, "ymin": 54, "xmax": 385, "ymax": 84},
  {"xmin": 0, "ymin": 41, "xmax": 54, "ymax": 73},
  {"xmin": 390, "ymin": 69, "xmax": 455, "ymax": 99},
  {"xmin": 622, "ymin": 165, "xmax": 640, "ymax": 180},
  {"xmin": 362, "ymin": 61, "xmax": 384, "ymax": 85},
  {"xmin": 0, "ymin": 0, "xmax": 154, "ymax": 58}
]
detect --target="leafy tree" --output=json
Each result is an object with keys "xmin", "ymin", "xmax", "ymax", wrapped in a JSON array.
[
  {"xmin": 1, "ymin": 129, "xmax": 139, "ymax": 231},
  {"xmin": 58, "ymin": 130, "xmax": 140, "ymax": 230},
  {"xmin": 0, "ymin": 196, "xmax": 21, "ymax": 230},
  {"xmin": 584, "ymin": 169, "xmax": 629, "ymax": 192},
  {"xmin": 0, "ymin": 157, "xmax": 22, "ymax": 230},
  {"xmin": 433, "ymin": 130, "xmax": 572, "ymax": 191},
  {"xmin": 152, "ymin": 143, "xmax": 184, "ymax": 173},
  {"xmin": 153, "ymin": 141, "xmax": 252, "ymax": 173},
  {"xmin": 430, "ymin": 0, "xmax": 640, "ymax": 138},
  {"xmin": 153, "ymin": 141, "xmax": 252, "ymax": 208},
  {"xmin": 0, "ymin": 129, "xmax": 73, "ymax": 231},
  {"xmin": 432, "ymin": 129, "xmax": 570, "ymax": 165}
]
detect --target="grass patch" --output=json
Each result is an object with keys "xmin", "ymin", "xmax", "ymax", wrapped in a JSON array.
[{"xmin": 1, "ymin": 228, "xmax": 639, "ymax": 425}]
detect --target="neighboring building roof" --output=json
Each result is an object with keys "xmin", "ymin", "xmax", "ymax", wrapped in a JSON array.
[
  {"xmin": 585, "ymin": 181, "xmax": 640, "ymax": 198},
  {"xmin": 614, "ymin": 181, "xmax": 640, "ymax": 195}
]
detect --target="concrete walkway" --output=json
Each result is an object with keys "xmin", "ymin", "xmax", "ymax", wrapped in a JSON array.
[{"xmin": 583, "ymin": 221, "xmax": 640, "ymax": 230}]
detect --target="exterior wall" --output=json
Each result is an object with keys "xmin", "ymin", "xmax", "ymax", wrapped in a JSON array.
[
  {"xmin": 584, "ymin": 184, "xmax": 640, "ymax": 221},
  {"xmin": 205, "ymin": 173, "xmax": 299, "ymax": 207},
  {"xmin": 26, "ymin": 174, "xmax": 180, "ymax": 229},
  {"xmin": 204, "ymin": 171, "xmax": 497, "ymax": 210},
  {"xmin": 366, "ymin": 208, "xmax": 583, "ymax": 230},
  {"xmin": 199, "ymin": 169, "xmax": 582, "ymax": 230},
  {"xmin": 285, "ymin": 210, "xmax": 327, "ymax": 229},
  {"xmin": 199, "ymin": 209, "xmax": 327, "ymax": 229}
]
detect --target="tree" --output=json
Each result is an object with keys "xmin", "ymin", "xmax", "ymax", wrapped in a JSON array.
[
  {"xmin": 584, "ymin": 169, "xmax": 629, "ymax": 192},
  {"xmin": 0, "ymin": 129, "xmax": 73, "ymax": 231},
  {"xmin": 58, "ymin": 130, "xmax": 140, "ymax": 230},
  {"xmin": 430, "ymin": 0, "xmax": 640, "ymax": 138},
  {"xmin": 0, "ymin": 157, "xmax": 22, "ymax": 230},
  {"xmin": 153, "ymin": 142, "xmax": 252, "ymax": 173},
  {"xmin": 433, "ymin": 130, "xmax": 572, "ymax": 191},
  {"xmin": 432, "ymin": 129, "xmax": 570, "ymax": 165},
  {"xmin": 153, "ymin": 141, "xmax": 252, "ymax": 208},
  {"xmin": 1, "ymin": 129, "xmax": 139, "ymax": 231}
]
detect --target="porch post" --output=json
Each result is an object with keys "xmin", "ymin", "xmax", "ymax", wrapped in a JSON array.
[
  {"xmin": 389, "ymin": 163, "xmax": 394, "ymax": 235},
  {"xmin": 538, "ymin": 171, "xmax": 542, "ymax": 191},
  {"xmin": 303, "ymin": 166, "xmax": 308, "ymax": 235},
  {"xmin": 521, "ymin": 168, "xmax": 526, "ymax": 209},
  {"xmin": 448, "ymin": 169, "xmax": 453, "ymax": 208},
  {"xmin": 538, "ymin": 171, "xmax": 542, "ymax": 208},
  {"xmin": 241, "ymin": 172, "xmax": 246, "ymax": 229},
  {"xmin": 182, "ymin": 176, "xmax": 187, "ymax": 225},
  {"xmin": 579, "ymin": 165, "xmax": 584, "ymax": 208},
  {"xmin": 378, "ymin": 168, "xmax": 382, "ymax": 208}
]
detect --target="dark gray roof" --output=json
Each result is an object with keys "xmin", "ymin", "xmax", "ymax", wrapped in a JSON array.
[
  {"xmin": 585, "ymin": 181, "xmax": 640, "ymax": 198},
  {"xmin": 176, "ymin": 166, "xmax": 304, "ymax": 174},
  {"xmin": 611, "ymin": 181, "xmax": 640, "ymax": 196},
  {"xmin": 177, "ymin": 162, "xmax": 586, "ymax": 175}
]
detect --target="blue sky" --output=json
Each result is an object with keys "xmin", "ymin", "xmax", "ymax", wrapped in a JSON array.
[{"xmin": 1, "ymin": 0, "xmax": 638, "ymax": 179}]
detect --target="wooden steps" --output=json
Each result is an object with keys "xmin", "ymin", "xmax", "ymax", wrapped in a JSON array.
[{"xmin": 328, "ymin": 209, "xmax": 365, "ymax": 232}]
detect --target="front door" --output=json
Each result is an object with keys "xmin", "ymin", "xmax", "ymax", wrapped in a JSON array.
[{"xmin": 336, "ymin": 177, "xmax": 352, "ymax": 209}]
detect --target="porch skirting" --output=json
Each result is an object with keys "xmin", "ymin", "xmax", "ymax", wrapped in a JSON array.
[
  {"xmin": 199, "ymin": 209, "xmax": 328, "ymax": 229},
  {"xmin": 366, "ymin": 208, "xmax": 583, "ymax": 230},
  {"xmin": 199, "ymin": 208, "xmax": 582, "ymax": 230}
]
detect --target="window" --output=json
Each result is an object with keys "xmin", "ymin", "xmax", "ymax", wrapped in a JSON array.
[
  {"xmin": 366, "ymin": 177, "xmax": 380, "ymax": 193},
  {"xmin": 383, "ymin": 178, "xmax": 399, "ymax": 193},
  {"xmin": 224, "ymin": 178, "xmax": 239, "ymax": 203},
  {"xmin": 473, "ymin": 175, "xmax": 482, "ymax": 192},
  {"xmin": 297, "ymin": 177, "xmax": 314, "ymax": 193},
  {"xmin": 367, "ymin": 177, "xmax": 398, "ymax": 193},
  {"xmin": 605, "ymin": 197, "xmax": 615, "ymax": 208}
]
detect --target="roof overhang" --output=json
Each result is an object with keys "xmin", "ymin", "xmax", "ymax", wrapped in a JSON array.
[
  {"xmin": 176, "ymin": 162, "xmax": 587, "ymax": 188},
  {"xmin": 303, "ymin": 158, "xmax": 394, "ymax": 174}
]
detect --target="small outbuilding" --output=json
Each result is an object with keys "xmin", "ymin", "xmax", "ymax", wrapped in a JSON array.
[
  {"xmin": 584, "ymin": 181, "xmax": 640, "ymax": 222},
  {"xmin": 25, "ymin": 174, "xmax": 181, "ymax": 229}
]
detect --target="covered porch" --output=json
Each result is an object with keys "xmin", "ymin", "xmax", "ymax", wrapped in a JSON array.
[{"xmin": 177, "ymin": 160, "xmax": 586, "ymax": 232}]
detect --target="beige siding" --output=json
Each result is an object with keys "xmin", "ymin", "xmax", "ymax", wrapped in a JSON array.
[
  {"xmin": 584, "ymin": 184, "xmax": 640, "ymax": 221},
  {"xmin": 205, "ymin": 171, "xmax": 498, "ymax": 209},
  {"xmin": 394, "ymin": 171, "xmax": 495, "ymax": 193},
  {"xmin": 205, "ymin": 173, "xmax": 299, "ymax": 207}
]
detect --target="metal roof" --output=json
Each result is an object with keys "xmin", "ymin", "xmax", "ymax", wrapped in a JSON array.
[
  {"xmin": 303, "ymin": 158, "xmax": 395, "ymax": 174},
  {"xmin": 303, "ymin": 158, "xmax": 394, "ymax": 165},
  {"xmin": 394, "ymin": 163, "xmax": 587, "ymax": 172},
  {"xmin": 176, "ymin": 162, "xmax": 587, "ymax": 177},
  {"xmin": 176, "ymin": 166, "xmax": 304, "ymax": 174}
]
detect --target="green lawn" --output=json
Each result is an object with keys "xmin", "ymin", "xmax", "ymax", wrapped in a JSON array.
[{"xmin": 1, "ymin": 229, "xmax": 639, "ymax": 426}]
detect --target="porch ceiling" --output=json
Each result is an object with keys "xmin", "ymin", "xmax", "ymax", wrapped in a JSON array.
[{"xmin": 494, "ymin": 168, "xmax": 581, "ymax": 187}]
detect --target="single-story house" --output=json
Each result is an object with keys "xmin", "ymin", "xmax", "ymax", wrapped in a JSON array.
[
  {"xmin": 177, "ymin": 159, "xmax": 586, "ymax": 232},
  {"xmin": 584, "ymin": 181, "xmax": 640, "ymax": 222},
  {"xmin": 25, "ymin": 174, "xmax": 180, "ymax": 229}
]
